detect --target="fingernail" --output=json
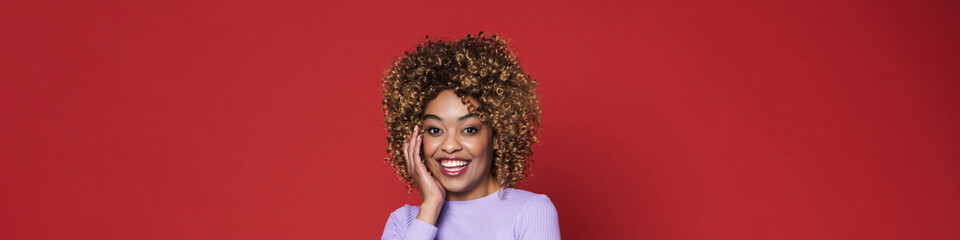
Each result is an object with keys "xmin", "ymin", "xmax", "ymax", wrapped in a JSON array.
[{"xmin": 417, "ymin": 135, "xmax": 421, "ymax": 141}]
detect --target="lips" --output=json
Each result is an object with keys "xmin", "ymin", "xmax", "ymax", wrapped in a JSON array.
[{"xmin": 436, "ymin": 157, "xmax": 471, "ymax": 176}]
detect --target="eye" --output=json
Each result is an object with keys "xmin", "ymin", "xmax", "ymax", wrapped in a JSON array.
[
  {"xmin": 463, "ymin": 126, "xmax": 479, "ymax": 135},
  {"xmin": 426, "ymin": 127, "xmax": 442, "ymax": 136}
]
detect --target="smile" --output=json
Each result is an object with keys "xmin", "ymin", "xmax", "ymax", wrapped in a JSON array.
[{"xmin": 437, "ymin": 158, "xmax": 470, "ymax": 176}]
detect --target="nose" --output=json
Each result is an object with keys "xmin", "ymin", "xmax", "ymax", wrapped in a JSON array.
[{"xmin": 440, "ymin": 134, "xmax": 463, "ymax": 154}]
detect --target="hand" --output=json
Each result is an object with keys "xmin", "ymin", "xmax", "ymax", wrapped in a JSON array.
[{"xmin": 403, "ymin": 125, "xmax": 446, "ymax": 225}]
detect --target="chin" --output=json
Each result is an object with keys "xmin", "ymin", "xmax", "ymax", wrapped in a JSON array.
[{"xmin": 438, "ymin": 177, "xmax": 471, "ymax": 193}]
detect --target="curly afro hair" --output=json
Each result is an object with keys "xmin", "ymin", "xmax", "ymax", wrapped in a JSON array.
[{"xmin": 381, "ymin": 32, "xmax": 542, "ymax": 191}]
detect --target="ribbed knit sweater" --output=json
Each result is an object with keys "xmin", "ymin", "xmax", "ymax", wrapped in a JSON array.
[{"xmin": 381, "ymin": 188, "xmax": 561, "ymax": 240}]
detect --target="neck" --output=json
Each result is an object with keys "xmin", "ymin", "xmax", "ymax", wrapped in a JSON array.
[{"xmin": 446, "ymin": 174, "xmax": 501, "ymax": 201}]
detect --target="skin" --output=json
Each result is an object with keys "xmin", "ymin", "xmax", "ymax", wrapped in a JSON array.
[{"xmin": 402, "ymin": 90, "xmax": 500, "ymax": 225}]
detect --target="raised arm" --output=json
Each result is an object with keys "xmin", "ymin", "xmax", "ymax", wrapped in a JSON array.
[
  {"xmin": 381, "ymin": 205, "xmax": 439, "ymax": 240},
  {"xmin": 381, "ymin": 126, "xmax": 446, "ymax": 240},
  {"xmin": 404, "ymin": 126, "xmax": 446, "ymax": 226}
]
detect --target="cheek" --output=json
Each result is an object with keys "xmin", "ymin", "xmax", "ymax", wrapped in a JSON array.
[
  {"xmin": 420, "ymin": 138, "xmax": 440, "ymax": 159},
  {"xmin": 462, "ymin": 139, "xmax": 493, "ymax": 160}
]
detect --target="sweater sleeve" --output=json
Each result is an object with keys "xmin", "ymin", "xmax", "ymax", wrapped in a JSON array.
[
  {"xmin": 515, "ymin": 194, "xmax": 561, "ymax": 240},
  {"xmin": 381, "ymin": 205, "xmax": 438, "ymax": 240}
]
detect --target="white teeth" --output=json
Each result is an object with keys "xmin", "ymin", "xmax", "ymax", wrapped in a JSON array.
[{"xmin": 441, "ymin": 160, "xmax": 468, "ymax": 168}]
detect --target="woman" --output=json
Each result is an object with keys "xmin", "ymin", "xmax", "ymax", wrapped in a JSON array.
[{"xmin": 380, "ymin": 33, "xmax": 561, "ymax": 240}]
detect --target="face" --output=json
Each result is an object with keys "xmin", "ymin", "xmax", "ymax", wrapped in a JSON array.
[{"xmin": 421, "ymin": 90, "xmax": 495, "ymax": 194}]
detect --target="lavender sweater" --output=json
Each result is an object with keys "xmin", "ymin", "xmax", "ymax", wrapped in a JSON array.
[{"xmin": 381, "ymin": 188, "xmax": 561, "ymax": 240}]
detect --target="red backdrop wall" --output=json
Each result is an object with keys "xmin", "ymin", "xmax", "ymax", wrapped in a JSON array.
[{"xmin": 2, "ymin": 0, "xmax": 958, "ymax": 239}]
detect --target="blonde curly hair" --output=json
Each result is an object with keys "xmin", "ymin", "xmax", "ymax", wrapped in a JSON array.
[{"xmin": 381, "ymin": 32, "xmax": 541, "ymax": 191}]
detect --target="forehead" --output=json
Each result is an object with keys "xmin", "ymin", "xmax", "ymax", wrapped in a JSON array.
[{"xmin": 423, "ymin": 90, "xmax": 477, "ymax": 118}]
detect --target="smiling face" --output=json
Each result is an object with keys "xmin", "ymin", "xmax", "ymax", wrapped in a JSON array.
[{"xmin": 421, "ymin": 90, "xmax": 498, "ymax": 200}]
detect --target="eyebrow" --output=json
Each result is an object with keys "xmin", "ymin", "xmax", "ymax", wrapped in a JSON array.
[{"xmin": 423, "ymin": 113, "xmax": 478, "ymax": 122}]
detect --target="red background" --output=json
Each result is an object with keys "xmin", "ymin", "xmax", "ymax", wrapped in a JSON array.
[{"xmin": 2, "ymin": 0, "xmax": 958, "ymax": 239}]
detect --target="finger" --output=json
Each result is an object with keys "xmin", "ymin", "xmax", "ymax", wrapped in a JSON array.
[
  {"xmin": 414, "ymin": 133, "xmax": 425, "ymax": 174},
  {"xmin": 417, "ymin": 152, "xmax": 430, "ymax": 177},
  {"xmin": 415, "ymin": 147, "xmax": 432, "ymax": 179},
  {"xmin": 403, "ymin": 141, "xmax": 414, "ymax": 178},
  {"xmin": 407, "ymin": 126, "xmax": 419, "ymax": 179},
  {"xmin": 413, "ymin": 127, "xmax": 428, "ymax": 175},
  {"xmin": 413, "ymin": 129, "xmax": 420, "ymax": 160},
  {"xmin": 410, "ymin": 126, "xmax": 418, "ymax": 154},
  {"xmin": 412, "ymin": 125, "xmax": 419, "ymax": 145}
]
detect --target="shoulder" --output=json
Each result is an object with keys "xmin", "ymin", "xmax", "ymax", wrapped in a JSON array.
[
  {"xmin": 501, "ymin": 188, "xmax": 558, "ymax": 221},
  {"xmin": 511, "ymin": 189, "xmax": 561, "ymax": 239},
  {"xmin": 513, "ymin": 189, "xmax": 558, "ymax": 219},
  {"xmin": 389, "ymin": 204, "xmax": 419, "ymax": 219},
  {"xmin": 381, "ymin": 204, "xmax": 421, "ymax": 239},
  {"xmin": 504, "ymin": 189, "xmax": 555, "ymax": 209},
  {"xmin": 386, "ymin": 204, "xmax": 420, "ymax": 227},
  {"xmin": 502, "ymin": 188, "xmax": 541, "ymax": 204}
]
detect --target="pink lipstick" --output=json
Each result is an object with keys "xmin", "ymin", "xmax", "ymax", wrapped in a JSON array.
[{"xmin": 436, "ymin": 157, "xmax": 471, "ymax": 176}]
